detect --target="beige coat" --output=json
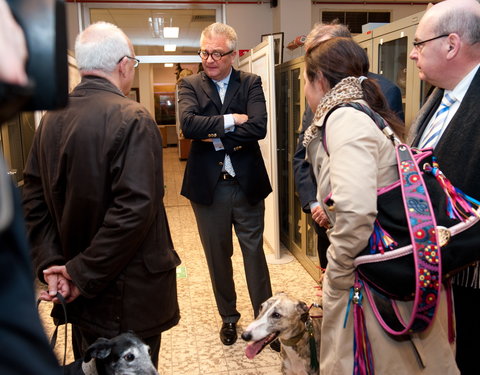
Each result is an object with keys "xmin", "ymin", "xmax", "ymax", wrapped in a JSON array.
[{"xmin": 306, "ymin": 101, "xmax": 459, "ymax": 374}]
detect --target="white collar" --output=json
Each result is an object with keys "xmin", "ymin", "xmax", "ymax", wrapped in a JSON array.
[{"xmin": 446, "ymin": 63, "xmax": 480, "ymax": 102}]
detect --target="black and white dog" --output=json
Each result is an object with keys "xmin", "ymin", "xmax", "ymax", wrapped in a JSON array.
[
  {"xmin": 63, "ymin": 332, "xmax": 159, "ymax": 375},
  {"xmin": 242, "ymin": 292, "xmax": 322, "ymax": 375}
]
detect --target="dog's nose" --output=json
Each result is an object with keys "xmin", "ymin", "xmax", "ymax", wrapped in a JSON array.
[{"xmin": 241, "ymin": 332, "xmax": 252, "ymax": 341}]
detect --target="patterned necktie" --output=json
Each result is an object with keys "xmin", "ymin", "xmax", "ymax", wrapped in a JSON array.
[
  {"xmin": 217, "ymin": 81, "xmax": 227, "ymax": 103},
  {"xmin": 215, "ymin": 81, "xmax": 235, "ymax": 177},
  {"xmin": 419, "ymin": 93, "xmax": 456, "ymax": 149}
]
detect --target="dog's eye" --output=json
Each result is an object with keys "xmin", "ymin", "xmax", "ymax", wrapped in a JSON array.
[
  {"xmin": 271, "ymin": 312, "xmax": 281, "ymax": 319},
  {"xmin": 124, "ymin": 353, "xmax": 135, "ymax": 362}
]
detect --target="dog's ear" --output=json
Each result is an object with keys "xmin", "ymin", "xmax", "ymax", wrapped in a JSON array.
[
  {"xmin": 84, "ymin": 337, "xmax": 112, "ymax": 363},
  {"xmin": 297, "ymin": 301, "xmax": 309, "ymax": 313},
  {"xmin": 296, "ymin": 301, "xmax": 310, "ymax": 322}
]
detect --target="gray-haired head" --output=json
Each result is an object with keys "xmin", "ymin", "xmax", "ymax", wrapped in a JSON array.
[
  {"xmin": 75, "ymin": 22, "xmax": 132, "ymax": 73},
  {"xmin": 305, "ymin": 21, "xmax": 351, "ymax": 52},
  {"xmin": 200, "ymin": 22, "xmax": 238, "ymax": 51},
  {"xmin": 430, "ymin": 0, "xmax": 480, "ymax": 45}
]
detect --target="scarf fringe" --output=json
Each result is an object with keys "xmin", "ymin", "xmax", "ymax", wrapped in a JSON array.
[{"xmin": 452, "ymin": 262, "xmax": 480, "ymax": 288}]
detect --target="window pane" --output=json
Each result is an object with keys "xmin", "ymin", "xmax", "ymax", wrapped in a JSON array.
[
  {"xmin": 368, "ymin": 12, "xmax": 391, "ymax": 23},
  {"xmin": 322, "ymin": 11, "xmax": 345, "ymax": 24},
  {"xmin": 346, "ymin": 12, "xmax": 368, "ymax": 34}
]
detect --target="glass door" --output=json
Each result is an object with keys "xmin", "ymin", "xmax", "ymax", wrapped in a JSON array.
[
  {"xmin": 276, "ymin": 67, "xmax": 289, "ymax": 246},
  {"xmin": 372, "ymin": 25, "xmax": 418, "ymax": 129},
  {"xmin": 290, "ymin": 66, "xmax": 303, "ymax": 253}
]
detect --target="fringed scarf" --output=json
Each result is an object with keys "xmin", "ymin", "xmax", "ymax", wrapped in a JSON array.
[{"xmin": 303, "ymin": 76, "xmax": 366, "ymax": 148}]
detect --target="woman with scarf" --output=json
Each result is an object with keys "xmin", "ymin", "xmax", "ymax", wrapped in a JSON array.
[{"xmin": 303, "ymin": 37, "xmax": 458, "ymax": 374}]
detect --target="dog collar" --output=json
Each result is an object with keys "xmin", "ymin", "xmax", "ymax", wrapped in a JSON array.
[
  {"xmin": 279, "ymin": 329, "xmax": 307, "ymax": 347},
  {"xmin": 280, "ymin": 317, "xmax": 319, "ymax": 372}
]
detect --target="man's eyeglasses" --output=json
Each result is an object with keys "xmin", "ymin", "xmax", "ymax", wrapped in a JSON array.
[
  {"xmin": 198, "ymin": 50, "xmax": 234, "ymax": 61},
  {"xmin": 412, "ymin": 34, "xmax": 449, "ymax": 51},
  {"xmin": 117, "ymin": 55, "xmax": 140, "ymax": 68}
]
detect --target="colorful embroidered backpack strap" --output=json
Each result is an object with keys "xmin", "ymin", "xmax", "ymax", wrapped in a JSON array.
[{"xmin": 362, "ymin": 143, "xmax": 442, "ymax": 335}]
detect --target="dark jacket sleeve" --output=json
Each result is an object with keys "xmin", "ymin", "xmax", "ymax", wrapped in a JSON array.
[
  {"xmin": 293, "ymin": 107, "xmax": 318, "ymax": 212},
  {"xmin": 222, "ymin": 75, "xmax": 268, "ymax": 149},
  {"xmin": 22, "ymin": 121, "xmax": 66, "ymax": 280},
  {"xmin": 178, "ymin": 76, "xmax": 226, "ymax": 140}
]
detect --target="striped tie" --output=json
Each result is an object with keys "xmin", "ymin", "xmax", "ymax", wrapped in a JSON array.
[
  {"xmin": 419, "ymin": 93, "xmax": 456, "ymax": 149},
  {"xmin": 215, "ymin": 81, "xmax": 235, "ymax": 177}
]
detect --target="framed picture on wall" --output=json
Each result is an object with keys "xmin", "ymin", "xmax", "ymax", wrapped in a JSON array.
[
  {"xmin": 261, "ymin": 32, "xmax": 284, "ymax": 65},
  {"xmin": 128, "ymin": 88, "xmax": 140, "ymax": 102}
]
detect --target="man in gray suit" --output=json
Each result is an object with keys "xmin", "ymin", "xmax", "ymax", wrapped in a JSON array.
[
  {"xmin": 178, "ymin": 22, "xmax": 273, "ymax": 346},
  {"xmin": 409, "ymin": 1, "xmax": 480, "ymax": 373}
]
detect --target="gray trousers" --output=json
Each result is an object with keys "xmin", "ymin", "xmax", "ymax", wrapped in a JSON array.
[{"xmin": 191, "ymin": 179, "xmax": 272, "ymax": 323}]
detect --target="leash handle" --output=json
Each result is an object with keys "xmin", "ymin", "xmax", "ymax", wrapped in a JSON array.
[{"xmin": 37, "ymin": 292, "xmax": 68, "ymax": 368}]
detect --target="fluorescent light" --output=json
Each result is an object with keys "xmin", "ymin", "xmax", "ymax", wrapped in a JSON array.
[
  {"xmin": 136, "ymin": 55, "xmax": 201, "ymax": 63},
  {"xmin": 164, "ymin": 27, "xmax": 179, "ymax": 38},
  {"xmin": 164, "ymin": 63, "xmax": 174, "ymax": 67},
  {"xmin": 164, "ymin": 44, "xmax": 176, "ymax": 52}
]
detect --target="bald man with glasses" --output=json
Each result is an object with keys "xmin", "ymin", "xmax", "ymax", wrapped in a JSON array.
[
  {"xmin": 178, "ymin": 22, "xmax": 273, "ymax": 347},
  {"xmin": 409, "ymin": 1, "xmax": 480, "ymax": 373}
]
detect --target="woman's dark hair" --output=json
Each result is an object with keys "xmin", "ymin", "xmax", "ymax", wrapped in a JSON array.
[{"xmin": 305, "ymin": 37, "xmax": 404, "ymax": 139}]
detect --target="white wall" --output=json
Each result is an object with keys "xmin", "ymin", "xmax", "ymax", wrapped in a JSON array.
[
  {"xmin": 273, "ymin": 0, "xmax": 313, "ymax": 62},
  {"xmin": 225, "ymin": 3, "xmax": 273, "ymax": 51}
]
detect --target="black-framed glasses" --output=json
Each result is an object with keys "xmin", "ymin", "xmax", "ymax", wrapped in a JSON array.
[
  {"xmin": 117, "ymin": 55, "xmax": 140, "ymax": 68},
  {"xmin": 412, "ymin": 34, "xmax": 449, "ymax": 51},
  {"xmin": 198, "ymin": 50, "xmax": 234, "ymax": 61}
]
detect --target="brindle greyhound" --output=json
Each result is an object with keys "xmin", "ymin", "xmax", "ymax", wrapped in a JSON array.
[{"xmin": 242, "ymin": 292, "xmax": 322, "ymax": 375}]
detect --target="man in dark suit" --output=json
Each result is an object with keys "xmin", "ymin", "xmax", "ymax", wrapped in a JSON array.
[
  {"xmin": 178, "ymin": 22, "xmax": 273, "ymax": 346},
  {"xmin": 408, "ymin": 1, "xmax": 480, "ymax": 373},
  {"xmin": 293, "ymin": 22, "xmax": 404, "ymax": 268}
]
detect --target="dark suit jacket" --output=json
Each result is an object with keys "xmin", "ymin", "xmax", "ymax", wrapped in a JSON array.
[
  {"xmin": 178, "ymin": 69, "xmax": 272, "ymax": 205},
  {"xmin": 410, "ymin": 69, "xmax": 480, "ymax": 199},
  {"xmin": 410, "ymin": 69, "xmax": 480, "ymax": 286},
  {"xmin": 293, "ymin": 73, "xmax": 404, "ymax": 212}
]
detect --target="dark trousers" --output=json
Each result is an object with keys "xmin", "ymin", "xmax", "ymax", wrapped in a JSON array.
[
  {"xmin": 191, "ymin": 178, "xmax": 272, "ymax": 322},
  {"xmin": 72, "ymin": 325, "xmax": 161, "ymax": 368},
  {"xmin": 452, "ymin": 284, "xmax": 480, "ymax": 375}
]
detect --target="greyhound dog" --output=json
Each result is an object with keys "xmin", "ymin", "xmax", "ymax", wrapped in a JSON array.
[
  {"xmin": 241, "ymin": 292, "xmax": 322, "ymax": 375},
  {"xmin": 63, "ymin": 332, "xmax": 159, "ymax": 375}
]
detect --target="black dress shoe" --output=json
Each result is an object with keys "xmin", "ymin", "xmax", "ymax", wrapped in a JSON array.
[
  {"xmin": 220, "ymin": 322, "xmax": 237, "ymax": 345},
  {"xmin": 270, "ymin": 339, "xmax": 281, "ymax": 352}
]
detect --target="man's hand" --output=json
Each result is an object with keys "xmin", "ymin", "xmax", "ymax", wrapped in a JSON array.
[
  {"xmin": 233, "ymin": 113, "xmax": 248, "ymax": 125},
  {"xmin": 40, "ymin": 265, "xmax": 81, "ymax": 303},
  {"xmin": 311, "ymin": 206, "xmax": 330, "ymax": 229},
  {"xmin": 0, "ymin": 0, "xmax": 28, "ymax": 85}
]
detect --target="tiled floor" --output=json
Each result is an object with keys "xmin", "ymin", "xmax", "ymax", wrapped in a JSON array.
[{"xmin": 38, "ymin": 146, "xmax": 320, "ymax": 374}]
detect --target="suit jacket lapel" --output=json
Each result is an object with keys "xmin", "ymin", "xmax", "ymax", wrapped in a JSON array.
[
  {"xmin": 222, "ymin": 68, "xmax": 240, "ymax": 114},
  {"xmin": 408, "ymin": 87, "xmax": 443, "ymax": 146},
  {"xmin": 435, "ymin": 68, "xmax": 480, "ymax": 152},
  {"xmin": 200, "ymin": 72, "xmax": 222, "ymax": 112}
]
